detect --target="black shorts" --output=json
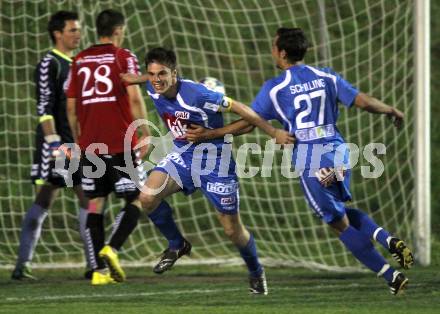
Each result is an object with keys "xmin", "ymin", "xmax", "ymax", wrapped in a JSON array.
[
  {"xmin": 30, "ymin": 134, "xmax": 81, "ymax": 187},
  {"xmin": 80, "ymin": 151, "xmax": 145, "ymax": 201}
]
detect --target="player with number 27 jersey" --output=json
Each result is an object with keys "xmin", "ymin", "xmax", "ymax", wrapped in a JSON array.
[
  {"xmin": 191, "ymin": 27, "xmax": 410, "ymax": 295},
  {"xmin": 252, "ymin": 64, "xmax": 358, "ymax": 170},
  {"xmin": 66, "ymin": 43, "xmax": 141, "ymax": 153}
]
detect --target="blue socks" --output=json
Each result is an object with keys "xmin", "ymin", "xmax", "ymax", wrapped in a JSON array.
[
  {"xmin": 346, "ymin": 208, "xmax": 392, "ymax": 250},
  {"xmin": 149, "ymin": 202, "xmax": 263, "ymax": 278},
  {"xmin": 237, "ymin": 234, "xmax": 263, "ymax": 278},
  {"xmin": 148, "ymin": 201, "xmax": 184, "ymax": 250},
  {"xmin": 340, "ymin": 226, "xmax": 394, "ymax": 282}
]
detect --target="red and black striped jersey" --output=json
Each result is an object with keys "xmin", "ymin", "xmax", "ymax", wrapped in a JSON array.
[{"xmin": 66, "ymin": 43, "xmax": 141, "ymax": 154}]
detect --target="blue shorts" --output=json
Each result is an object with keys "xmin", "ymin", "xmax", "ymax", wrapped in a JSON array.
[
  {"xmin": 299, "ymin": 168, "xmax": 352, "ymax": 224},
  {"xmin": 153, "ymin": 151, "xmax": 239, "ymax": 215}
]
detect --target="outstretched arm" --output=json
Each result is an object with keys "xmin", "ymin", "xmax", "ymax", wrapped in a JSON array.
[
  {"xmin": 120, "ymin": 73, "xmax": 148, "ymax": 85},
  {"xmin": 187, "ymin": 99, "xmax": 294, "ymax": 144},
  {"xmin": 229, "ymin": 99, "xmax": 294, "ymax": 144},
  {"xmin": 186, "ymin": 119, "xmax": 254, "ymax": 142},
  {"xmin": 354, "ymin": 92, "xmax": 404, "ymax": 128},
  {"xmin": 127, "ymin": 84, "xmax": 150, "ymax": 158}
]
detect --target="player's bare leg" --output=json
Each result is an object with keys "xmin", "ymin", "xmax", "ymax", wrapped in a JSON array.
[
  {"xmin": 217, "ymin": 213, "xmax": 267, "ymax": 295},
  {"xmin": 140, "ymin": 170, "xmax": 190, "ymax": 274},
  {"xmin": 217, "ymin": 213, "xmax": 249, "ymax": 246},
  {"xmin": 140, "ymin": 170, "xmax": 182, "ymax": 214},
  {"xmin": 11, "ymin": 184, "xmax": 58, "ymax": 280}
]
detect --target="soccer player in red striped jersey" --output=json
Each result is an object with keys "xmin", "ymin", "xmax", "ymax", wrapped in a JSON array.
[{"xmin": 66, "ymin": 9, "xmax": 150, "ymax": 285}]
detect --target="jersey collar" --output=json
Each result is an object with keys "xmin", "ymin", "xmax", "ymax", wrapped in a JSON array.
[
  {"xmin": 287, "ymin": 63, "xmax": 305, "ymax": 72},
  {"xmin": 52, "ymin": 49, "xmax": 72, "ymax": 62}
]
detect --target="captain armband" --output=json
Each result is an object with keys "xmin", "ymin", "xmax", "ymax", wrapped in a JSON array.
[{"xmin": 219, "ymin": 96, "xmax": 233, "ymax": 112}]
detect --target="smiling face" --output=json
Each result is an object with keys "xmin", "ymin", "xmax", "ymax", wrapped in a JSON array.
[
  {"xmin": 147, "ymin": 62, "xmax": 177, "ymax": 96},
  {"xmin": 55, "ymin": 19, "xmax": 81, "ymax": 51}
]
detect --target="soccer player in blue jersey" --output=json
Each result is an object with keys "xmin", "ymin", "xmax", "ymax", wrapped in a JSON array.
[
  {"xmin": 121, "ymin": 47, "xmax": 294, "ymax": 295},
  {"xmin": 186, "ymin": 28, "xmax": 414, "ymax": 295}
]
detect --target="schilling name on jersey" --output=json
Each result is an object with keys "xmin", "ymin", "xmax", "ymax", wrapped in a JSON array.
[{"xmin": 290, "ymin": 78, "xmax": 326, "ymax": 95}]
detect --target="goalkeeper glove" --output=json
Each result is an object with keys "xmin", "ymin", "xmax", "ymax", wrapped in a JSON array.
[{"xmin": 44, "ymin": 134, "xmax": 62, "ymax": 158}]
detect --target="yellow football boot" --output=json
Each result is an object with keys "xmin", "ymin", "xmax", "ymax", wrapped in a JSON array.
[
  {"xmin": 99, "ymin": 245, "xmax": 126, "ymax": 282},
  {"xmin": 91, "ymin": 270, "xmax": 116, "ymax": 285}
]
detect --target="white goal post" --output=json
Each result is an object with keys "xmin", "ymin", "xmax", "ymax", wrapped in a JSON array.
[{"xmin": 414, "ymin": 0, "xmax": 431, "ymax": 266}]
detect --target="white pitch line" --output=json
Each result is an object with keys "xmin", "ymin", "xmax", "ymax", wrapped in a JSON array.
[
  {"xmin": 4, "ymin": 283, "xmax": 424, "ymax": 302},
  {"xmin": 5, "ymin": 288, "xmax": 241, "ymax": 302},
  {"xmin": 3, "ymin": 285, "xmax": 325, "ymax": 302}
]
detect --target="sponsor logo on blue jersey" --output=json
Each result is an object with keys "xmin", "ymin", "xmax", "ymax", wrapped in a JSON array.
[
  {"xmin": 220, "ymin": 196, "xmax": 236, "ymax": 205},
  {"xmin": 175, "ymin": 111, "xmax": 190, "ymax": 119},
  {"xmin": 295, "ymin": 124, "xmax": 335, "ymax": 141},
  {"xmin": 157, "ymin": 152, "xmax": 187, "ymax": 169},
  {"xmin": 146, "ymin": 79, "xmax": 226, "ymax": 145},
  {"xmin": 162, "ymin": 112, "xmax": 189, "ymax": 140},
  {"xmin": 206, "ymin": 181, "xmax": 238, "ymax": 195}
]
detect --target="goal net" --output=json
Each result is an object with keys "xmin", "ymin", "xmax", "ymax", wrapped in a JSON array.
[{"xmin": 0, "ymin": 0, "xmax": 415, "ymax": 271}]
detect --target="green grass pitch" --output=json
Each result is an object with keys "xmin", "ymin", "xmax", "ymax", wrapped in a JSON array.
[{"xmin": 1, "ymin": 265, "xmax": 439, "ymax": 314}]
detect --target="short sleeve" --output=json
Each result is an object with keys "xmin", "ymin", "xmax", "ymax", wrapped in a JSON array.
[
  {"xmin": 250, "ymin": 81, "xmax": 277, "ymax": 120},
  {"xmin": 329, "ymin": 69, "xmax": 359, "ymax": 108},
  {"xmin": 118, "ymin": 49, "xmax": 141, "ymax": 87},
  {"xmin": 197, "ymin": 83, "xmax": 226, "ymax": 112}
]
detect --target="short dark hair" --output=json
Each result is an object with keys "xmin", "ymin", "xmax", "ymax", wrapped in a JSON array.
[
  {"xmin": 47, "ymin": 11, "xmax": 78, "ymax": 44},
  {"xmin": 96, "ymin": 9, "xmax": 125, "ymax": 37},
  {"xmin": 145, "ymin": 47, "xmax": 177, "ymax": 70},
  {"xmin": 275, "ymin": 27, "xmax": 309, "ymax": 63}
]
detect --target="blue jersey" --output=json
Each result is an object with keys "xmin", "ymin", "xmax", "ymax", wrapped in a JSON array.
[
  {"xmin": 146, "ymin": 78, "xmax": 230, "ymax": 154},
  {"xmin": 148, "ymin": 79, "xmax": 239, "ymax": 214},
  {"xmin": 251, "ymin": 64, "xmax": 359, "ymax": 169}
]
